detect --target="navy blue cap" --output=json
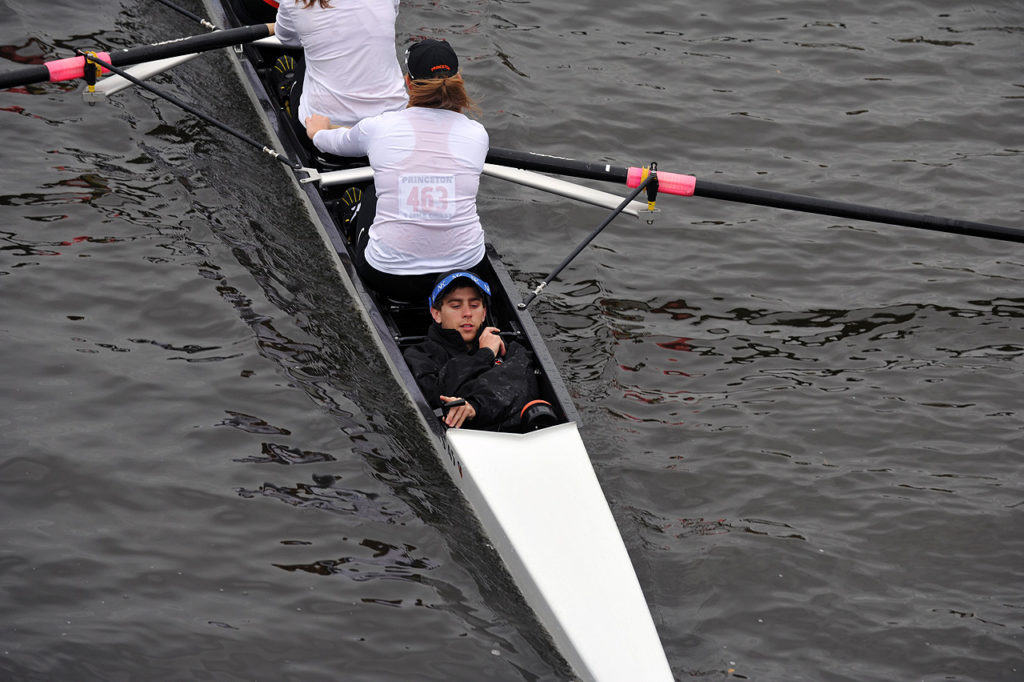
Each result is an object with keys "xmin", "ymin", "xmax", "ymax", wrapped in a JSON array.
[{"xmin": 428, "ymin": 271, "xmax": 491, "ymax": 309}]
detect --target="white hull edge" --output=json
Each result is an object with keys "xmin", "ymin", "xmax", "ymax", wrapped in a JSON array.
[{"xmin": 447, "ymin": 423, "xmax": 673, "ymax": 682}]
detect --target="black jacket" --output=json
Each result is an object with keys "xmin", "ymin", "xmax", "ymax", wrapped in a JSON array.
[{"xmin": 403, "ymin": 323, "xmax": 540, "ymax": 431}]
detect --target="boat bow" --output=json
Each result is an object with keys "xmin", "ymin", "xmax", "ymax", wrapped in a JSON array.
[{"xmin": 448, "ymin": 423, "xmax": 673, "ymax": 681}]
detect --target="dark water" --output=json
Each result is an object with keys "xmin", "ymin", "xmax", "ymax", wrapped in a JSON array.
[{"xmin": 2, "ymin": 1, "xmax": 1022, "ymax": 680}]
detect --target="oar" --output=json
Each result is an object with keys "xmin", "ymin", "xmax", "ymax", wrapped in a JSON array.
[
  {"xmin": 0, "ymin": 23, "xmax": 271, "ymax": 90},
  {"xmin": 87, "ymin": 0, "xmax": 219, "ymax": 99},
  {"xmin": 482, "ymin": 164, "xmax": 648, "ymax": 217},
  {"xmin": 316, "ymin": 164, "xmax": 648, "ymax": 216},
  {"xmin": 521, "ymin": 173, "xmax": 656, "ymax": 309},
  {"xmin": 87, "ymin": 55, "xmax": 204, "ymax": 100},
  {"xmin": 486, "ymin": 147, "xmax": 1023, "ymax": 244},
  {"xmin": 90, "ymin": 35, "xmax": 284, "ymax": 100}
]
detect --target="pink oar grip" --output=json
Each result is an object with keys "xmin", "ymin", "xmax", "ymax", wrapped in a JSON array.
[
  {"xmin": 627, "ymin": 167, "xmax": 696, "ymax": 197},
  {"xmin": 45, "ymin": 52, "xmax": 111, "ymax": 82}
]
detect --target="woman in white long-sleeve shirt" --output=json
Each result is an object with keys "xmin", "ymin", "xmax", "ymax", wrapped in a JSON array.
[
  {"xmin": 305, "ymin": 39, "xmax": 488, "ymax": 302},
  {"xmin": 272, "ymin": 0, "xmax": 407, "ymax": 128}
]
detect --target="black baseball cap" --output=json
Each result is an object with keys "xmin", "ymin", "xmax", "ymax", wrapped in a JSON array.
[{"xmin": 406, "ymin": 39, "xmax": 459, "ymax": 80}]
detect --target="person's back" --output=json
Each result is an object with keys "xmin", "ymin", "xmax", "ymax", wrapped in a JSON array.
[
  {"xmin": 353, "ymin": 106, "xmax": 486, "ymax": 275},
  {"xmin": 274, "ymin": 0, "xmax": 407, "ymax": 127},
  {"xmin": 306, "ymin": 38, "xmax": 488, "ymax": 303}
]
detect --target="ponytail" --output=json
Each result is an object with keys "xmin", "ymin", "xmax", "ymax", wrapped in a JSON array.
[{"xmin": 407, "ymin": 76, "xmax": 480, "ymax": 115}]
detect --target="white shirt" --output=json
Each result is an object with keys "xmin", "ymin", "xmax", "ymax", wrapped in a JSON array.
[
  {"xmin": 313, "ymin": 107, "xmax": 489, "ymax": 275},
  {"xmin": 274, "ymin": 0, "xmax": 408, "ymax": 127}
]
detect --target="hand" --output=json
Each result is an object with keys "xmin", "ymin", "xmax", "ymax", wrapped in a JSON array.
[
  {"xmin": 305, "ymin": 114, "xmax": 330, "ymax": 140},
  {"xmin": 440, "ymin": 395, "xmax": 476, "ymax": 428},
  {"xmin": 478, "ymin": 327, "xmax": 505, "ymax": 358}
]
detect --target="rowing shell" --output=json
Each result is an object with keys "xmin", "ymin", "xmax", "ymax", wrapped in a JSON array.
[
  {"xmin": 201, "ymin": 1, "xmax": 673, "ymax": 677},
  {"xmin": 450, "ymin": 425, "xmax": 672, "ymax": 680}
]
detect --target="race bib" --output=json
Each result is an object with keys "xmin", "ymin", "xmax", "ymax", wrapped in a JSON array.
[{"xmin": 399, "ymin": 174, "xmax": 456, "ymax": 220}]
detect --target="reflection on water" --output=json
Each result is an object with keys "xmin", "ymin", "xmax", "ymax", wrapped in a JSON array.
[
  {"xmin": 273, "ymin": 537, "xmax": 439, "ymax": 581},
  {"xmin": 248, "ymin": 478, "xmax": 410, "ymax": 523},
  {"xmin": 235, "ymin": 442, "xmax": 336, "ymax": 464}
]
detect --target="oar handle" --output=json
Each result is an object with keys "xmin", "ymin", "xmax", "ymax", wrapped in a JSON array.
[{"xmin": 0, "ymin": 24, "xmax": 270, "ymax": 89}]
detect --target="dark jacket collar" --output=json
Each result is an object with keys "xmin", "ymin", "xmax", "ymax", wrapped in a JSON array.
[{"xmin": 426, "ymin": 322, "xmax": 476, "ymax": 352}]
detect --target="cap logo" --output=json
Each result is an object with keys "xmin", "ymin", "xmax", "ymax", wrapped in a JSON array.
[{"xmin": 406, "ymin": 39, "xmax": 459, "ymax": 81}]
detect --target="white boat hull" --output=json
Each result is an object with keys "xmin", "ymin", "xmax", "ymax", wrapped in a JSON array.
[{"xmin": 447, "ymin": 423, "xmax": 673, "ymax": 681}]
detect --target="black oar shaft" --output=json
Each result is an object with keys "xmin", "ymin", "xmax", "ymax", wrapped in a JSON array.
[
  {"xmin": 0, "ymin": 65, "xmax": 51, "ymax": 89},
  {"xmin": 108, "ymin": 23, "xmax": 269, "ymax": 68},
  {"xmin": 0, "ymin": 24, "xmax": 270, "ymax": 89},
  {"xmin": 487, "ymin": 147, "xmax": 629, "ymax": 184},
  {"xmin": 693, "ymin": 179, "xmax": 1024, "ymax": 243},
  {"xmin": 486, "ymin": 146, "xmax": 1022, "ymax": 244}
]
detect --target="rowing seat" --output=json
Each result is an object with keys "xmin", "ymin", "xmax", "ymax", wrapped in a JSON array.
[{"xmin": 376, "ymin": 295, "xmax": 432, "ymax": 349}]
